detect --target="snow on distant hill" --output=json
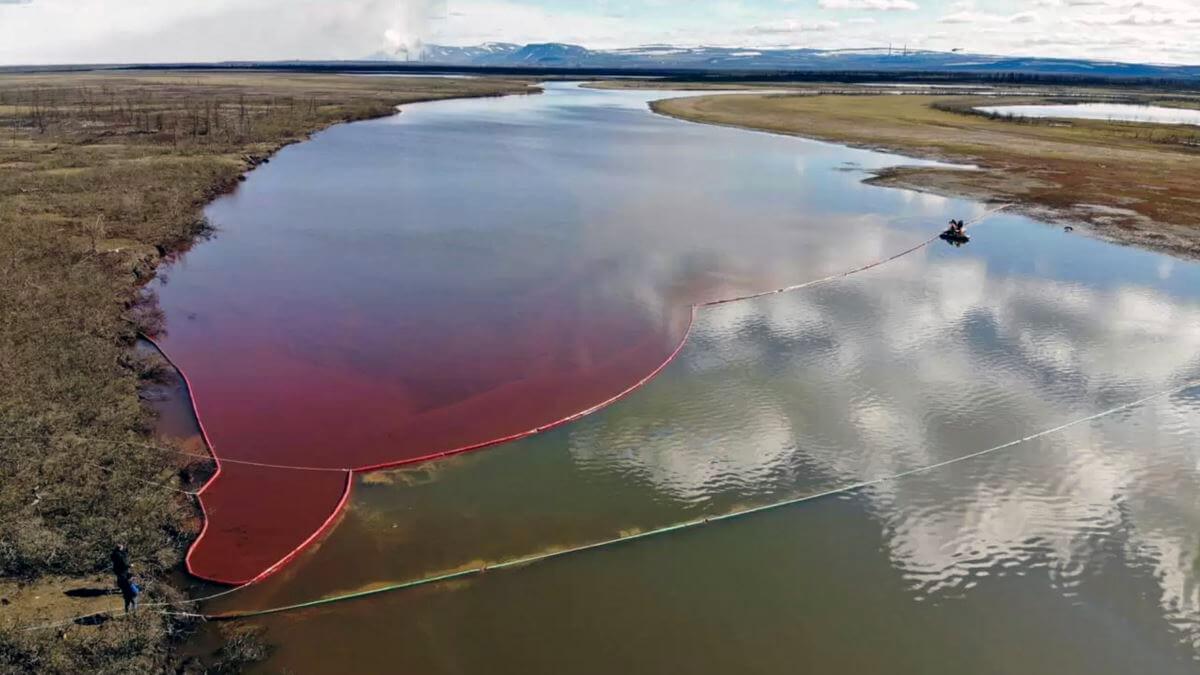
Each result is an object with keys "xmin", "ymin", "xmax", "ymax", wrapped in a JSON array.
[{"xmin": 363, "ymin": 43, "xmax": 1200, "ymax": 80}]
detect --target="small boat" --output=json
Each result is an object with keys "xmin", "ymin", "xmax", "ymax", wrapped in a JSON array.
[{"xmin": 940, "ymin": 229, "xmax": 970, "ymax": 244}]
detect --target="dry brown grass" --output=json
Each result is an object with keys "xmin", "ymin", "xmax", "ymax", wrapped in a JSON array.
[
  {"xmin": 653, "ymin": 92, "xmax": 1200, "ymax": 257},
  {"xmin": 0, "ymin": 71, "xmax": 534, "ymax": 673}
]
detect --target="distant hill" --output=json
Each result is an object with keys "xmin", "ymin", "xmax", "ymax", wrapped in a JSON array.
[
  {"xmin": 367, "ymin": 43, "xmax": 1200, "ymax": 81},
  {"xmin": 28, "ymin": 41, "xmax": 1193, "ymax": 84}
]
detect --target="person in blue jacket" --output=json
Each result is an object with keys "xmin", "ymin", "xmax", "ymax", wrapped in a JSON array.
[{"xmin": 119, "ymin": 573, "xmax": 140, "ymax": 613}]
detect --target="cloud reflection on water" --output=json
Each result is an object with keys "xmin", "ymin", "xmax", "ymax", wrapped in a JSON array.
[{"xmin": 568, "ymin": 224, "xmax": 1200, "ymax": 652}]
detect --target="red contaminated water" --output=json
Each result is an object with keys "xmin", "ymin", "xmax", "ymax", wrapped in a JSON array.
[
  {"xmin": 155, "ymin": 244, "xmax": 695, "ymax": 583},
  {"xmin": 151, "ymin": 86, "xmax": 935, "ymax": 585}
]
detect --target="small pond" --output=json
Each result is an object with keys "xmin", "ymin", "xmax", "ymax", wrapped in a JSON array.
[{"xmin": 975, "ymin": 102, "xmax": 1200, "ymax": 126}]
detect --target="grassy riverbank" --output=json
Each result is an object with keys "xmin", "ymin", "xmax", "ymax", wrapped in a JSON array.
[
  {"xmin": 0, "ymin": 71, "xmax": 534, "ymax": 673},
  {"xmin": 651, "ymin": 90, "xmax": 1200, "ymax": 258}
]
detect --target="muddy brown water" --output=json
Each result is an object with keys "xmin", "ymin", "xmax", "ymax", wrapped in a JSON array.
[{"xmin": 154, "ymin": 84, "xmax": 1200, "ymax": 673}]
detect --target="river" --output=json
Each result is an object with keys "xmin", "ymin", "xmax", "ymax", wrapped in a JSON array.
[{"xmin": 155, "ymin": 83, "xmax": 1200, "ymax": 673}]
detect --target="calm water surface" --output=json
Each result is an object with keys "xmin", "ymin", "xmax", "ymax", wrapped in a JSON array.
[
  {"xmin": 164, "ymin": 84, "xmax": 1200, "ymax": 673},
  {"xmin": 154, "ymin": 82, "xmax": 943, "ymax": 582},
  {"xmin": 975, "ymin": 102, "xmax": 1200, "ymax": 126}
]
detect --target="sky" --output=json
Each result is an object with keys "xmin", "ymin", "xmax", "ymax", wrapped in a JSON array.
[{"xmin": 1, "ymin": 0, "xmax": 1197, "ymax": 66}]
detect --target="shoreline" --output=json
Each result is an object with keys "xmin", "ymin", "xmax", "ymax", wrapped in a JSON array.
[
  {"xmin": 649, "ymin": 92, "xmax": 1200, "ymax": 262},
  {"xmin": 861, "ymin": 167, "xmax": 1200, "ymax": 261},
  {"xmin": 0, "ymin": 72, "xmax": 539, "ymax": 672},
  {"xmin": 145, "ymin": 77, "xmax": 545, "ymax": 642}
]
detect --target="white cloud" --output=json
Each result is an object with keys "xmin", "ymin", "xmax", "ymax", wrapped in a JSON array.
[
  {"xmin": 1, "ymin": 0, "xmax": 1197, "ymax": 65},
  {"xmin": 819, "ymin": 0, "xmax": 920, "ymax": 9},
  {"xmin": 744, "ymin": 19, "xmax": 841, "ymax": 35},
  {"xmin": 0, "ymin": 0, "xmax": 445, "ymax": 63},
  {"xmin": 938, "ymin": 11, "xmax": 982, "ymax": 23},
  {"xmin": 925, "ymin": 0, "xmax": 1200, "ymax": 61}
]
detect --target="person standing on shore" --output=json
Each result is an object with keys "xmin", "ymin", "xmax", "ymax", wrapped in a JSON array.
[
  {"xmin": 110, "ymin": 544, "xmax": 131, "ymax": 591},
  {"xmin": 119, "ymin": 573, "xmax": 140, "ymax": 613}
]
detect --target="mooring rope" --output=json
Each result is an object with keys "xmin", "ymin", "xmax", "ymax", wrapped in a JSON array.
[
  {"xmin": 76, "ymin": 460, "xmax": 201, "ymax": 496},
  {"xmin": 191, "ymin": 376, "xmax": 1199, "ymax": 621},
  {"xmin": 77, "ymin": 435, "xmax": 351, "ymax": 473},
  {"xmin": 698, "ymin": 203, "xmax": 1008, "ymax": 307},
  {"xmin": 17, "ymin": 584, "xmax": 254, "ymax": 633},
  {"xmin": 0, "ymin": 433, "xmax": 351, "ymax": 473}
]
